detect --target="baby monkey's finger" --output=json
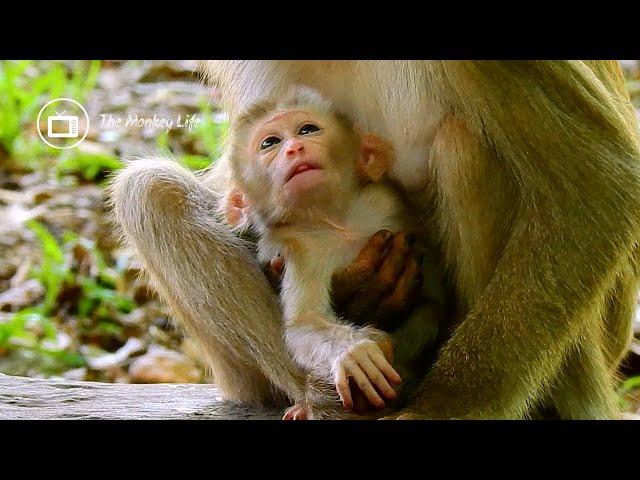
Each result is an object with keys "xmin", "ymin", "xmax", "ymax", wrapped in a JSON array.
[
  {"xmin": 344, "ymin": 358, "xmax": 386, "ymax": 408},
  {"xmin": 369, "ymin": 348, "xmax": 402, "ymax": 385},
  {"xmin": 335, "ymin": 368, "xmax": 354, "ymax": 410},
  {"xmin": 358, "ymin": 355, "xmax": 397, "ymax": 400}
]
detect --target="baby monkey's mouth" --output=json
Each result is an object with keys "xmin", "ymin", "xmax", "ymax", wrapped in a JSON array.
[{"xmin": 285, "ymin": 161, "xmax": 323, "ymax": 183}]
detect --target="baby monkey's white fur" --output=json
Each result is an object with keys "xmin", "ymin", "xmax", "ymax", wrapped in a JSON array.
[{"xmin": 224, "ymin": 88, "xmax": 440, "ymax": 418}]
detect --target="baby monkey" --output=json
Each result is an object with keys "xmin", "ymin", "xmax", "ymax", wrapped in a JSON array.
[{"xmin": 222, "ymin": 88, "xmax": 446, "ymax": 419}]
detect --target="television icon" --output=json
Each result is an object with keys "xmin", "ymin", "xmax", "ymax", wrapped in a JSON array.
[{"xmin": 47, "ymin": 114, "xmax": 79, "ymax": 138}]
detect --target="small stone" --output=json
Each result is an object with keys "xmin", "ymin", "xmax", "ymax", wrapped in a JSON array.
[{"xmin": 128, "ymin": 345, "xmax": 202, "ymax": 383}]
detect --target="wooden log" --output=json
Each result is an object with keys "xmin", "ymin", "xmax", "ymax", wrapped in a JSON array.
[
  {"xmin": 0, "ymin": 373, "xmax": 281, "ymax": 420},
  {"xmin": 3, "ymin": 373, "xmax": 639, "ymax": 420}
]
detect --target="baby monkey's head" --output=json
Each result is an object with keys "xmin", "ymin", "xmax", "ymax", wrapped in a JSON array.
[{"xmin": 225, "ymin": 87, "xmax": 394, "ymax": 230}]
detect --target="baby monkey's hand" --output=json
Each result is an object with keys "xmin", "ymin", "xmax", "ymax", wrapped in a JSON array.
[{"xmin": 333, "ymin": 336, "xmax": 401, "ymax": 410}]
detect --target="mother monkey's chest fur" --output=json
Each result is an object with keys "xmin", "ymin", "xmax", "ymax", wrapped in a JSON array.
[{"xmin": 206, "ymin": 61, "xmax": 444, "ymax": 190}]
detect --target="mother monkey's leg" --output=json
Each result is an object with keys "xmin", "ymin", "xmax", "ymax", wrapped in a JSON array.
[{"xmin": 110, "ymin": 158, "xmax": 306, "ymax": 406}]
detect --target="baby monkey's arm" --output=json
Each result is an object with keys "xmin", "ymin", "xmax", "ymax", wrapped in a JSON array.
[
  {"xmin": 262, "ymin": 230, "xmax": 425, "ymax": 329},
  {"xmin": 285, "ymin": 309, "xmax": 401, "ymax": 410}
]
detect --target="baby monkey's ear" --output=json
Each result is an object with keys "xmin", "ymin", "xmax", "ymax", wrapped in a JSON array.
[
  {"xmin": 222, "ymin": 185, "xmax": 252, "ymax": 231},
  {"xmin": 357, "ymin": 132, "xmax": 395, "ymax": 182}
]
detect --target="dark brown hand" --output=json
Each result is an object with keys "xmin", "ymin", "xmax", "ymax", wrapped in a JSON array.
[{"xmin": 330, "ymin": 230, "xmax": 423, "ymax": 332}]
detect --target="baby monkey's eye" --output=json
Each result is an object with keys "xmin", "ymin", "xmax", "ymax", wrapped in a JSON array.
[
  {"xmin": 298, "ymin": 124, "xmax": 320, "ymax": 135},
  {"xmin": 260, "ymin": 136, "xmax": 281, "ymax": 150}
]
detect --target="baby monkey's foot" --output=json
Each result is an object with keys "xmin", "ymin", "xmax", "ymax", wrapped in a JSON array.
[{"xmin": 282, "ymin": 403, "xmax": 311, "ymax": 420}]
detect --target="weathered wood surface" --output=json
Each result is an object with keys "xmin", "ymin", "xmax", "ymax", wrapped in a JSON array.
[
  {"xmin": 0, "ymin": 373, "xmax": 282, "ymax": 420},
  {"xmin": 3, "ymin": 373, "xmax": 639, "ymax": 420}
]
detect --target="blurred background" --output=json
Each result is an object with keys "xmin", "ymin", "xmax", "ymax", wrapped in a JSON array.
[{"xmin": 0, "ymin": 60, "xmax": 638, "ymax": 415}]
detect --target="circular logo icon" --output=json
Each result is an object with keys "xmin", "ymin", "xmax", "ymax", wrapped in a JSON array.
[{"xmin": 36, "ymin": 98, "xmax": 90, "ymax": 149}]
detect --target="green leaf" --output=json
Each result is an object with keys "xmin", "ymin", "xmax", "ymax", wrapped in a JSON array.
[
  {"xmin": 190, "ymin": 101, "xmax": 228, "ymax": 158},
  {"xmin": 26, "ymin": 220, "xmax": 64, "ymax": 264},
  {"xmin": 80, "ymin": 278, "xmax": 135, "ymax": 314},
  {"xmin": 25, "ymin": 220, "xmax": 71, "ymax": 313},
  {"xmin": 56, "ymin": 151, "xmax": 123, "ymax": 180},
  {"xmin": 620, "ymin": 376, "xmax": 640, "ymax": 394},
  {"xmin": 177, "ymin": 154, "xmax": 212, "ymax": 171}
]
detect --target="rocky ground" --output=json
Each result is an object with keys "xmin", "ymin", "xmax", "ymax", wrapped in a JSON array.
[{"xmin": 0, "ymin": 60, "xmax": 219, "ymax": 384}]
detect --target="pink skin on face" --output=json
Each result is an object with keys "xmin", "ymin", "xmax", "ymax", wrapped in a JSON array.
[
  {"xmin": 281, "ymin": 138, "xmax": 325, "ymax": 197},
  {"xmin": 250, "ymin": 110, "xmax": 329, "ymax": 203}
]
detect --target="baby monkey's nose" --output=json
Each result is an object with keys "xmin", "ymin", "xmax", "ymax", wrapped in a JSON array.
[{"xmin": 285, "ymin": 140, "xmax": 305, "ymax": 157}]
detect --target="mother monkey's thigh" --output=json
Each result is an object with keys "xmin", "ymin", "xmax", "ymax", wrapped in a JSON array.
[{"xmin": 110, "ymin": 158, "xmax": 306, "ymax": 406}]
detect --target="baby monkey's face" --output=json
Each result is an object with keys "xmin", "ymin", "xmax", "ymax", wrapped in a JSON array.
[
  {"xmin": 246, "ymin": 108, "xmax": 358, "ymax": 212},
  {"xmin": 227, "ymin": 100, "xmax": 393, "ymax": 229}
]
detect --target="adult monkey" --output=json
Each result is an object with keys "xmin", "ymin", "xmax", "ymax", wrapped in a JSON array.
[{"xmin": 112, "ymin": 61, "xmax": 640, "ymax": 419}]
